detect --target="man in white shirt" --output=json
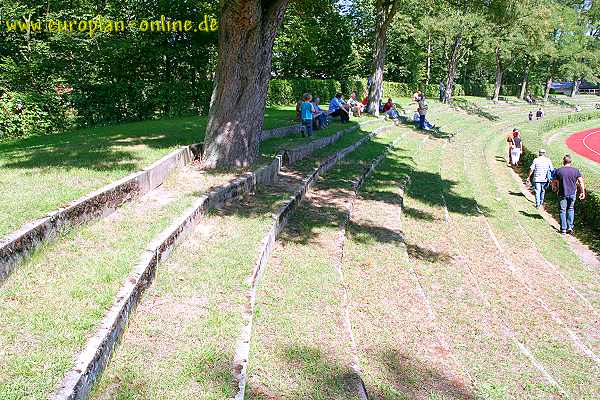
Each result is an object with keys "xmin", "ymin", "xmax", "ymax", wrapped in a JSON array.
[{"xmin": 527, "ymin": 149, "xmax": 554, "ymax": 208}]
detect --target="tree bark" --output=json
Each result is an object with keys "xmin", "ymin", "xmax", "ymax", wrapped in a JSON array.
[
  {"xmin": 544, "ymin": 75, "xmax": 552, "ymax": 102},
  {"xmin": 519, "ymin": 59, "xmax": 529, "ymax": 100},
  {"xmin": 202, "ymin": 0, "xmax": 290, "ymax": 168},
  {"xmin": 443, "ymin": 33, "xmax": 462, "ymax": 103},
  {"xmin": 367, "ymin": 0, "xmax": 399, "ymax": 116},
  {"xmin": 493, "ymin": 46, "xmax": 503, "ymax": 102},
  {"xmin": 570, "ymin": 78, "xmax": 581, "ymax": 97}
]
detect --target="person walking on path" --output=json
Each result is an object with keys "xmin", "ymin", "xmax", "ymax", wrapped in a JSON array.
[
  {"xmin": 510, "ymin": 129, "xmax": 523, "ymax": 166},
  {"xmin": 506, "ymin": 128, "xmax": 517, "ymax": 165},
  {"xmin": 527, "ymin": 149, "xmax": 554, "ymax": 209},
  {"xmin": 552, "ymin": 155, "xmax": 586, "ymax": 234}
]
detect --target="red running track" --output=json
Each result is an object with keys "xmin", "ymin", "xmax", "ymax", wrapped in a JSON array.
[{"xmin": 566, "ymin": 128, "xmax": 600, "ymax": 164}]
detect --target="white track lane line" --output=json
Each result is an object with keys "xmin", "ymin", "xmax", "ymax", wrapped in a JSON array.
[{"xmin": 582, "ymin": 129, "xmax": 600, "ymax": 159}]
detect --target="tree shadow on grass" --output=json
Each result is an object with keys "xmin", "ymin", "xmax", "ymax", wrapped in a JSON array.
[
  {"xmin": 246, "ymin": 345, "xmax": 476, "ymax": 400},
  {"xmin": 393, "ymin": 117, "xmax": 455, "ymax": 140},
  {"xmin": 372, "ymin": 348, "xmax": 476, "ymax": 400},
  {"xmin": 451, "ymin": 98, "xmax": 500, "ymax": 122},
  {"xmin": 0, "ymin": 117, "xmax": 205, "ymax": 172},
  {"xmin": 246, "ymin": 345, "xmax": 361, "ymax": 400},
  {"xmin": 349, "ymin": 222, "xmax": 452, "ymax": 263}
]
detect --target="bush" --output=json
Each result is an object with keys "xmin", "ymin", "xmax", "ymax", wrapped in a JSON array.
[
  {"xmin": 267, "ymin": 80, "xmax": 294, "ymax": 106},
  {"xmin": 538, "ymin": 111, "xmax": 600, "ymax": 133},
  {"xmin": 382, "ymin": 81, "xmax": 414, "ymax": 98},
  {"xmin": 0, "ymin": 90, "xmax": 73, "ymax": 140},
  {"xmin": 340, "ymin": 77, "xmax": 367, "ymax": 98},
  {"xmin": 267, "ymin": 79, "xmax": 341, "ymax": 106}
]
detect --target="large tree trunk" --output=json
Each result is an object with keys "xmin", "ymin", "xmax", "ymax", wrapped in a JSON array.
[
  {"xmin": 367, "ymin": 0, "xmax": 399, "ymax": 116},
  {"xmin": 544, "ymin": 75, "xmax": 552, "ymax": 102},
  {"xmin": 519, "ymin": 60, "xmax": 529, "ymax": 100},
  {"xmin": 443, "ymin": 33, "xmax": 462, "ymax": 103},
  {"xmin": 570, "ymin": 79, "xmax": 581, "ymax": 97},
  {"xmin": 493, "ymin": 46, "xmax": 503, "ymax": 102},
  {"xmin": 202, "ymin": 0, "xmax": 289, "ymax": 168}
]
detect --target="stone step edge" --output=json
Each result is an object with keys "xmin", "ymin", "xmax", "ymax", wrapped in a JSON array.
[
  {"xmin": 0, "ymin": 146, "xmax": 192, "ymax": 285},
  {"xmin": 231, "ymin": 123, "xmax": 396, "ymax": 400},
  {"xmin": 48, "ymin": 120, "xmax": 392, "ymax": 400}
]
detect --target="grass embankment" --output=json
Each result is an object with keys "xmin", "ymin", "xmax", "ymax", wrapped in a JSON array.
[
  {"xmin": 0, "ymin": 106, "xmax": 308, "ymax": 237},
  {"xmin": 356, "ymin": 111, "xmax": 600, "ymax": 399},
  {"xmin": 246, "ymin": 127, "xmax": 405, "ymax": 399},
  {"xmin": 89, "ymin": 123, "xmax": 392, "ymax": 399},
  {"xmin": 432, "ymin": 104, "xmax": 600, "ymax": 398},
  {"xmin": 0, "ymin": 166, "xmax": 239, "ymax": 400},
  {"xmin": 0, "ymin": 118, "xmax": 386, "ymax": 400}
]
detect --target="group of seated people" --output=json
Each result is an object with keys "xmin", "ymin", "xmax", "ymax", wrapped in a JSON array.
[
  {"xmin": 296, "ymin": 91, "xmax": 368, "ymax": 136},
  {"xmin": 525, "ymin": 93, "xmax": 536, "ymax": 104},
  {"xmin": 296, "ymin": 91, "xmax": 433, "ymax": 136}
]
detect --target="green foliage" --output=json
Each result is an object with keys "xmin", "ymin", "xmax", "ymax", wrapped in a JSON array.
[
  {"xmin": 538, "ymin": 111, "xmax": 600, "ymax": 132},
  {"xmin": 0, "ymin": 90, "xmax": 73, "ymax": 139},
  {"xmin": 267, "ymin": 79, "xmax": 341, "ymax": 105}
]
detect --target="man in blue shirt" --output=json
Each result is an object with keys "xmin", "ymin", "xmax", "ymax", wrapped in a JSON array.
[
  {"xmin": 329, "ymin": 93, "xmax": 350, "ymax": 123},
  {"xmin": 552, "ymin": 155, "xmax": 586, "ymax": 234}
]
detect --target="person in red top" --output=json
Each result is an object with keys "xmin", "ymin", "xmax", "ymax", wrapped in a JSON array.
[{"xmin": 383, "ymin": 98, "xmax": 400, "ymax": 119}]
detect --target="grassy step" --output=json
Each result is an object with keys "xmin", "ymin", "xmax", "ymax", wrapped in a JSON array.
[
  {"xmin": 245, "ymin": 128, "xmax": 405, "ymax": 399},
  {"xmin": 0, "ymin": 119, "xmax": 387, "ymax": 400},
  {"xmin": 89, "ymin": 124, "xmax": 396, "ymax": 400}
]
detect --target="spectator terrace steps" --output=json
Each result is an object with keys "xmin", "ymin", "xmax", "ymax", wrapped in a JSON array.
[
  {"xmin": 0, "ymin": 119, "xmax": 380, "ymax": 285},
  {"xmin": 33, "ymin": 118, "xmax": 392, "ymax": 399}
]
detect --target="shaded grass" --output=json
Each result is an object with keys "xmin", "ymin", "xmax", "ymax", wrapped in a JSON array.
[{"xmin": 0, "ymin": 107, "xmax": 297, "ymax": 237}]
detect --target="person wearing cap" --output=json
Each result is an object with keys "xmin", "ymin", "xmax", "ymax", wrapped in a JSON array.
[
  {"xmin": 527, "ymin": 149, "xmax": 554, "ymax": 208},
  {"xmin": 510, "ymin": 129, "xmax": 523, "ymax": 166},
  {"xmin": 552, "ymin": 155, "xmax": 586, "ymax": 234}
]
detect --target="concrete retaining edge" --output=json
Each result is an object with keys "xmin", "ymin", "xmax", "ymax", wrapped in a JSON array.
[
  {"xmin": 232, "ymin": 123, "xmax": 396, "ymax": 400},
  {"xmin": 258, "ymin": 124, "xmax": 304, "ymax": 142},
  {"xmin": 0, "ymin": 147, "xmax": 192, "ymax": 284},
  {"xmin": 281, "ymin": 118, "xmax": 381, "ymax": 165},
  {"xmin": 49, "ymin": 120, "xmax": 391, "ymax": 400}
]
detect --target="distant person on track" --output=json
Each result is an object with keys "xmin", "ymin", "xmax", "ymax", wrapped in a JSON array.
[
  {"xmin": 510, "ymin": 129, "xmax": 523, "ymax": 166},
  {"xmin": 536, "ymin": 107, "xmax": 544, "ymax": 119},
  {"xmin": 552, "ymin": 155, "xmax": 586, "ymax": 235},
  {"xmin": 528, "ymin": 111, "xmax": 534, "ymax": 121},
  {"xmin": 527, "ymin": 149, "xmax": 554, "ymax": 209},
  {"xmin": 300, "ymin": 93, "xmax": 314, "ymax": 137}
]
